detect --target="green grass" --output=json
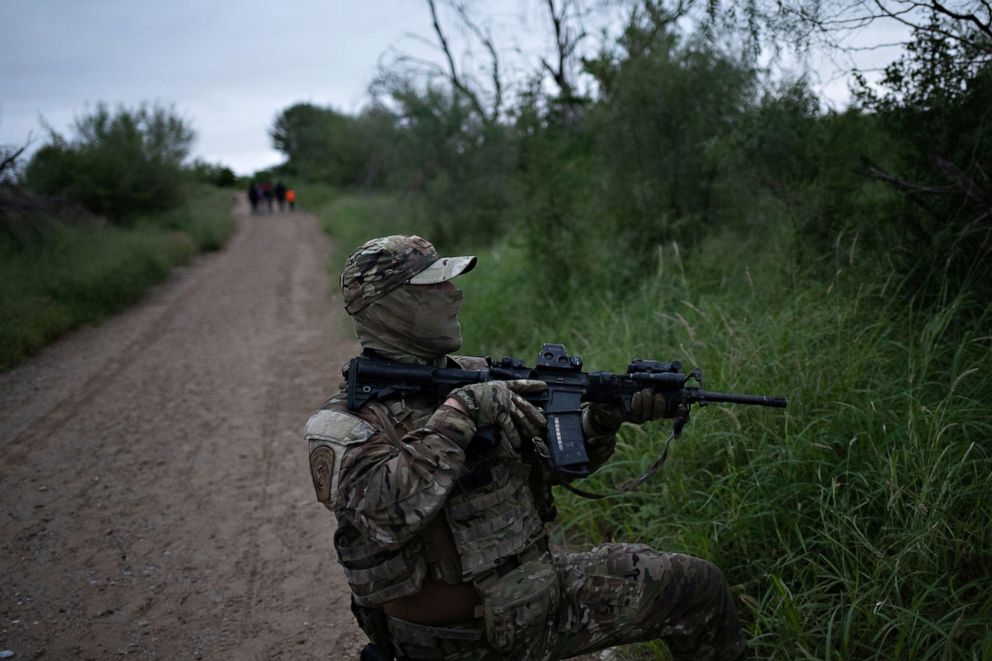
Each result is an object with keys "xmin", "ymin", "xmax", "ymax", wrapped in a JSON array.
[
  {"xmin": 314, "ymin": 191, "xmax": 992, "ymax": 659},
  {"xmin": 300, "ymin": 184, "xmax": 463, "ymax": 277},
  {"xmin": 0, "ymin": 184, "xmax": 235, "ymax": 370}
]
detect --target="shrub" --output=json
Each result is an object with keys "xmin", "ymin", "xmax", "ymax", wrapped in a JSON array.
[
  {"xmin": 0, "ymin": 185, "xmax": 233, "ymax": 370},
  {"xmin": 24, "ymin": 103, "xmax": 194, "ymax": 224},
  {"xmin": 188, "ymin": 160, "xmax": 237, "ymax": 188}
]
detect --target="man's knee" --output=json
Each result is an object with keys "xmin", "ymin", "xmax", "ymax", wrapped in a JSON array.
[
  {"xmin": 667, "ymin": 554, "xmax": 732, "ymax": 607},
  {"xmin": 653, "ymin": 554, "xmax": 745, "ymax": 661},
  {"xmin": 552, "ymin": 545, "xmax": 744, "ymax": 660}
]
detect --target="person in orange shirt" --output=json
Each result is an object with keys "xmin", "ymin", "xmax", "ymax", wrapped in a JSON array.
[{"xmin": 286, "ymin": 188, "xmax": 296, "ymax": 211}]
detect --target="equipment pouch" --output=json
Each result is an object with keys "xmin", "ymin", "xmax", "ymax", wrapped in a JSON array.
[{"xmin": 480, "ymin": 555, "xmax": 558, "ymax": 654}]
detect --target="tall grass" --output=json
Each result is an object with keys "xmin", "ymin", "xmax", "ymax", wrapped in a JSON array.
[
  {"xmin": 315, "ymin": 192, "xmax": 992, "ymax": 659},
  {"xmin": 0, "ymin": 185, "xmax": 235, "ymax": 370}
]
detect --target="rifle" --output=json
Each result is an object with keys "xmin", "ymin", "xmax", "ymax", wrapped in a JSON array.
[{"xmin": 347, "ymin": 343, "xmax": 786, "ymax": 485}]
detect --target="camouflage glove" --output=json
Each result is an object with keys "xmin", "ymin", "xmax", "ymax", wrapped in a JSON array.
[
  {"xmin": 584, "ymin": 402, "xmax": 626, "ymax": 434},
  {"xmin": 585, "ymin": 389, "xmax": 669, "ymax": 432},
  {"xmin": 627, "ymin": 389, "xmax": 668, "ymax": 424},
  {"xmin": 448, "ymin": 380, "xmax": 547, "ymax": 450},
  {"xmin": 504, "ymin": 380, "xmax": 547, "ymax": 442}
]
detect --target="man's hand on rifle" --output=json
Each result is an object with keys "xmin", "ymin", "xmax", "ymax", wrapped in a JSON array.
[
  {"xmin": 445, "ymin": 380, "xmax": 547, "ymax": 449},
  {"xmin": 587, "ymin": 389, "xmax": 669, "ymax": 433},
  {"xmin": 628, "ymin": 390, "xmax": 669, "ymax": 424}
]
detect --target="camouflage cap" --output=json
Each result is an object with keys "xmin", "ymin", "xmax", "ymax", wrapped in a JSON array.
[{"xmin": 341, "ymin": 235, "xmax": 476, "ymax": 314}]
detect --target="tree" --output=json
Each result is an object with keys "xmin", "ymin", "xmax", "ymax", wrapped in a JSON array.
[
  {"xmin": 771, "ymin": 0, "xmax": 991, "ymax": 55},
  {"xmin": 270, "ymin": 102, "xmax": 399, "ymax": 188},
  {"xmin": 24, "ymin": 103, "xmax": 195, "ymax": 223},
  {"xmin": 850, "ymin": 16, "xmax": 992, "ymax": 295}
]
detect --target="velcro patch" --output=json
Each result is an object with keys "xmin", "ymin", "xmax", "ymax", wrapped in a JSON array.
[{"xmin": 305, "ymin": 409, "xmax": 375, "ymax": 509}]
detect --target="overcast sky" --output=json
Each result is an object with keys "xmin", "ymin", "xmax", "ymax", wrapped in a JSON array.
[{"xmin": 1, "ymin": 1, "xmax": 908, "ymax": 176}]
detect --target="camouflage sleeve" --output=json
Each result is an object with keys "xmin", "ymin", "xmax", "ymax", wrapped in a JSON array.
[
  {"xmin": 581, "ymin": 403, "xmax": 623, "ymax": 473},
  {"xmin": 337, "ymin": 404, "xmax": 476, "ymax": 548}
]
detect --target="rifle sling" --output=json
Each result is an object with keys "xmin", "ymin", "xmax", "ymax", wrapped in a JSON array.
[{"xmin": 533, "ymin": 430, "xmax": 677, "ymax": 500}]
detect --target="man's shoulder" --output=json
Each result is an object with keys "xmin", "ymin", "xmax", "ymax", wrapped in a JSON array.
[
  {"xmin": 306, "ymin": 396, "xmax": 380, "ymax": 510},
  {"xmin": 305, "ymin": 396, "xmax": 377, "ymax": 445}
]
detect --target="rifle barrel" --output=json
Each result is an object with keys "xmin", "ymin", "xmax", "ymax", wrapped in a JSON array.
[{"xmin": 697, "ymin": 390, "xmax": 788, "ymax": 408}]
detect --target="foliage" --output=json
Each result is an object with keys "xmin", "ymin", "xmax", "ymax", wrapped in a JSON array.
[
  {"xmin": 587, "ymin": 22, "xmax": 758, "ymax": 242},
  {"xmin": 188, "ymin": 159, "xmax": 237, "ymax": 188},
  {"xmin": 24, "ymin": 103, "xmax": 195, "ymax": 224},
  {"xmin": 853, "ymin": 18, "xmax": 992, "ymax": 303},
  {"xmin": 530, "ymin": 234, "xmax": 992, "ymax": 660},
  {"xmin": 318, "ymin": 190, "xmax": 992, "ymax": 659},
  {"xmin": 0, "ymin": 185, "xmax": 233, "ymax": 370},
  {"xmin": 270, "ymin": 103, "xmax": 398, "ymax": 188},
  {"xmin": 296, "ymin": 3, "xmax": 992, "ymax": 656},
  {"xmin": 304, "ymin": 185, "xmax": 431, "ymax": 275},
  {"xmin": 385, "ymin": 81, "xmax": 518, "ymax": 248}
]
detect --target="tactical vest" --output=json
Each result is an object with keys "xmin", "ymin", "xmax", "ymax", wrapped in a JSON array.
[{"xmin": 306, "ymin": 356, "xmax": 551, "ymax": 609}]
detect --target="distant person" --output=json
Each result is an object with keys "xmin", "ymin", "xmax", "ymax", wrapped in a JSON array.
[
  {"xmin": 260, "ymin": 181, "xmax": 273, "ymax": 213},
  {"xmin": 247, "ymin": 182, "xmax": 260, "ymax": 214},
  {"xmin": 286, "ymin": 188, "xmax": 296, "ymax": 211},
  {"xmin": 274, "ymin": 182, "xmax": 287, "ymax": 211}
]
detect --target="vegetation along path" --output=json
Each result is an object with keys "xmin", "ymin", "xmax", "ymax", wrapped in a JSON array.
[{"xmin": 0, "ymin": 199, "xmax": 365, "ymax": 658}]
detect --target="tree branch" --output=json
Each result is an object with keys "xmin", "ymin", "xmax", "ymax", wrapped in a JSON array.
[
  {"xmin": 0, "ymin": 145, "xmax": 27, "ymax": 177},
  {"xmin": 425, "ymin": 0, "xmax": 488, "ymax": 121},
  {"xmin": 930, "ymin": 0, "xmax": 992, "ymax": 40},
  {"xmin": 859, "ymin": 157, "xmax": 955, "ymax": 195},
  {"xmin": 543, "ymin": 0, "xmax": 588, "ymax": 99},
  {"xmin": 452, "ymin": 2, "xmax": 503, "ymax": 122},
  {"xmin": 873, "ymin": 0, "xmax": 992, "ymax": 53},
  {"xmin": 932, "ymin": 155, "xmax": 992, "ymax": 209}
]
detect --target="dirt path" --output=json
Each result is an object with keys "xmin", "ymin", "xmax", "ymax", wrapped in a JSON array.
[{"xmin": 0, "ymin": 199, "xmax": 365, "ymax": 659}]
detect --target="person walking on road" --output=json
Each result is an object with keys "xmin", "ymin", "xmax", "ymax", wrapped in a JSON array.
[
  {"xmin": 247, "ymin": 182, "xmax": 260, "ymax": 214},
  {"xmin": 260, "ymin": 181, "xmax": 273, "ymax": 213}
]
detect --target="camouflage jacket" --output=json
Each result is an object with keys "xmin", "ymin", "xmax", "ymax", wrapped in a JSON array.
[{"xmin": 306, "ymin": 355, "xmax": 620, "ymax": 611}]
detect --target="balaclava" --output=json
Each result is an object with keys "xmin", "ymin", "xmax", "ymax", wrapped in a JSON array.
[
  {"xmin": 352, "ymin": 284, "xmax": 464, "ymax": 363},
  {"xmin": 340, "ymin": 235, "xmax": 476, "ymax": 364}
]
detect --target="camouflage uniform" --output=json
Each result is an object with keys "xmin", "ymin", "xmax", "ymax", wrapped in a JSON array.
[{"xmin": 306, "ymin": 236, "xmax": 747, "ymax": 660}]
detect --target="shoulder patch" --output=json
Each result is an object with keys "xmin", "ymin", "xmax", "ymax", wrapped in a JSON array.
[{"xmin": 305, "ymin": 410, "xmax": 376, "ymax": 509}]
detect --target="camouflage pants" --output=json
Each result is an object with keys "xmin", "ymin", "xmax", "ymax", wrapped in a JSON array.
[
  {"xmin": 383, "ymin": 543, "xmax": 747, "ymax": 661},
  {"xmin": 549, "ymin": 543, "xmax": 746, "ymax": 660}
]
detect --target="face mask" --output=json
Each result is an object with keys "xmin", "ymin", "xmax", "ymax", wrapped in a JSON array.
[{"xmin": 352, "ymin": 284, "xmax": 464, "ymax": 362}]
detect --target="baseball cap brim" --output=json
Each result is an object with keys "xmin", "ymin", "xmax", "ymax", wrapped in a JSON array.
[{"xmin": 408, "ymin": 255, "xmax": 477, "ymax": 284}]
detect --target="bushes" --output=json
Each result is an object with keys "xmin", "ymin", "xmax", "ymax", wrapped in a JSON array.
[
  {"xmin": 312, "ymin": 180, "xmax": 992, "ymax": 657},
  {"xmin": 1, "ymin": 102, "xmax": 242, "ymax": 370},
  {"xmin": 455, "ymin": 223, "xmax": 992, "ymax": 659},
  {"xmin": 586, "ymin": 26, "xmax": 758, "ymax": 246},
  {"xmin": 297, "ymin": 4, "xmax": 992, "ymax": 656},
  {"xmin": 188, "ymin": 160, "xmax": 237, "ymax": 188},
  {"xmin": 292, "ymin": 8, "xmax": 992, "ymax": 654},
  {"xmin": 0, "ymin": 185, "xmax": 234, "ymax": 370},
  {"xmin": 24, "ymin": 103, "xmax": 194, "ymax": 224}
]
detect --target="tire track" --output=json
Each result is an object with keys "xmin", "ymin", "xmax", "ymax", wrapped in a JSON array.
[
  {"xmin": 1, "ymin": 211, "xmax": 255, "ymax": 461},
  {"xmin": 0, "ymin": 200, "xmax": 365, "ymax": 659}
]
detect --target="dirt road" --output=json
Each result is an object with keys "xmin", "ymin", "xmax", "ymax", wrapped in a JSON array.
[{"xmin": 0, "ymin": 199, "xmax": 365, "ymax": 659}]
